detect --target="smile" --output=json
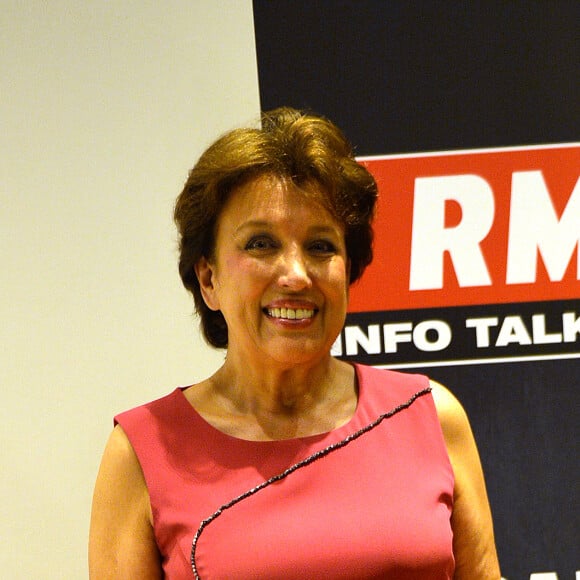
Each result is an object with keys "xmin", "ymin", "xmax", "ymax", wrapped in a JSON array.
[{"xmin": 266, "ymin": 307, "xmax": 315, "ymax": 320}]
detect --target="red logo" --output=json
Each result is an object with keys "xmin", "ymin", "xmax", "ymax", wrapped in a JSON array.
[{"xmin": 349, "ymin": 144, "xmax": 580, "ymax": 313}]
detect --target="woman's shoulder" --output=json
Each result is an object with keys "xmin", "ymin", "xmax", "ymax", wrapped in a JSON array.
[
  {"xmin": 114, "ymin": 387, "xmax": 185, "ymax": 427},
  {"xmin": 356, "ymin": 365, "xmax": 467, "ymax": 425},
  {"xmin": 352, "ymin": 364, "xmax": 443, "ymax": 433},
  {"xmin": 354, "ymin": 363, "xmax": 431, "ymax": 400},
  {"xmin": 428, "ymin": 380, "xmax": 472, "ymax": 445},
  {"xmin": 112, "ymin": 387, "xmax": 197, "ymax": 464}
]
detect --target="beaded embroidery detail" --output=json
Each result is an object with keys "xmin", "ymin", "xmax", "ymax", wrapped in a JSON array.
[{"xmin": 190, "ymin": 386, "xmax": 432, "ymax": 579}]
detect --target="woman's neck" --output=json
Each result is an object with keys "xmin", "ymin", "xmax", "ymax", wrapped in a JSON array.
[
  {"xmin": 193, "ymin": 356, "xmax": 357, "ymax": 441},
  {"xmin": 214, "ymin": 354, "xmax": 348, "ymax": 413}
]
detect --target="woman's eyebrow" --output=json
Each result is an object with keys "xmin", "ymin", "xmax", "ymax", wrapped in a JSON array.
[
  {"xmin": 233, "ymin": 222, "xmax": 343, "ymax": 236},
  {"xmin": 234, "ymin": 220, "xmax": 273, "ymax": 234}
]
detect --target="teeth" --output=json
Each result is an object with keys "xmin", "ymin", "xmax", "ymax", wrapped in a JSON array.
[{"xmin": 268, "ymin": 307, "xmax": 314, "ymax": 320}]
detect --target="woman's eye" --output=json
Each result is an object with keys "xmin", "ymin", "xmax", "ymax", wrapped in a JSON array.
[
  {"xmin": 309, "ymin": 240, "xmax": 337, "ymax": 254},
  {"xmin": 245, "ymin": 236, "xmax": 276, "ymax": 251}
]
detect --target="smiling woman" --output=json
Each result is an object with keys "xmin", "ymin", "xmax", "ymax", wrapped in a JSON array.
[
  {"xmin": 89, "ymin": 108, "xmax": 501, "ymax": 579},
  {"xmin": 174, "ymin": 107, "xmax": 376, "ymax": 349}
]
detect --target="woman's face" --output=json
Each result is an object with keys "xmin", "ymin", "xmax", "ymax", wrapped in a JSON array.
[{"xmin": 196, "ymin": 175, "xmax": 349, "ymax": 369}]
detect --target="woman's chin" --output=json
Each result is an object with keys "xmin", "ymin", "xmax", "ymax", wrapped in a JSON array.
[{"xmin": 260, "ymin": 336, "xmax": 333, "ymax": 367}]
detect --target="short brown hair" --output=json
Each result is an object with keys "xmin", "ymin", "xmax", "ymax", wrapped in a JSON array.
[{"xmin": 174, "ymin": 107, "xmax": 377, "ymax": 348}]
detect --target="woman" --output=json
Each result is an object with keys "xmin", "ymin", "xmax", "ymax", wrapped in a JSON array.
[{"xmin": 89, "ymin": 108, "xmax": 501, "ymax": 578}]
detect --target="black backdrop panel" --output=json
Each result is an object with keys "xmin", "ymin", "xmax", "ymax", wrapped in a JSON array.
[
  {"xmin": 254, "ymin": 1, "xmax": 579, "ymax": 156},
  {"xmin": 254, "ymin": 2, "xmax": 579, "ymax": 579}
]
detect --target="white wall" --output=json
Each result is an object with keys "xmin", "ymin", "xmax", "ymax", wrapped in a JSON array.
[{"xmin": 0, "ymin": 1, "xmax": 260, "ymax": 577}]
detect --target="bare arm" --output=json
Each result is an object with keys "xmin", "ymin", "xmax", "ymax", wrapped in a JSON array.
[
  {"xmin": 430, "ymin": 380, "xmax": 501, "ymax": 579},
  {"xmin": 89, "ymin": 425, "xmax": 163, "ymax": 579}
]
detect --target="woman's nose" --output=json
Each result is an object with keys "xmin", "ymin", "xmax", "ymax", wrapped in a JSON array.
[{"xmin": 277, "ymin": 249, "xmax": 312, "ymax": 289}]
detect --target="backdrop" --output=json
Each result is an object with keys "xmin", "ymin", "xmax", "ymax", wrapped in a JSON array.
[
  {"xmin": 253, "ymin": 3, "xmax": 579, "ymax": 579},
  {"xmin": 1, "ymin": 2, "xmax": 259, "ymax": 577}
]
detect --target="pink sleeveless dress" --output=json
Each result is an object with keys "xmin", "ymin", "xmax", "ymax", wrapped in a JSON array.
[{"xmin": 115, "ymin": 364, "xmax": 455, "ymax": 579}]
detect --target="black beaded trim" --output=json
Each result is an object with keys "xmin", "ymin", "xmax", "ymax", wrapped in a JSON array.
[{"xmin": 190, "ymin": 386, "xmax": 432, "ymax": 579}]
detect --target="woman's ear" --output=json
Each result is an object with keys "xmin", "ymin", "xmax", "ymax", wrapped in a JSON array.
[{"xmin": 195, "ymin": 257, "xmax": 220, "ymax": 311}]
